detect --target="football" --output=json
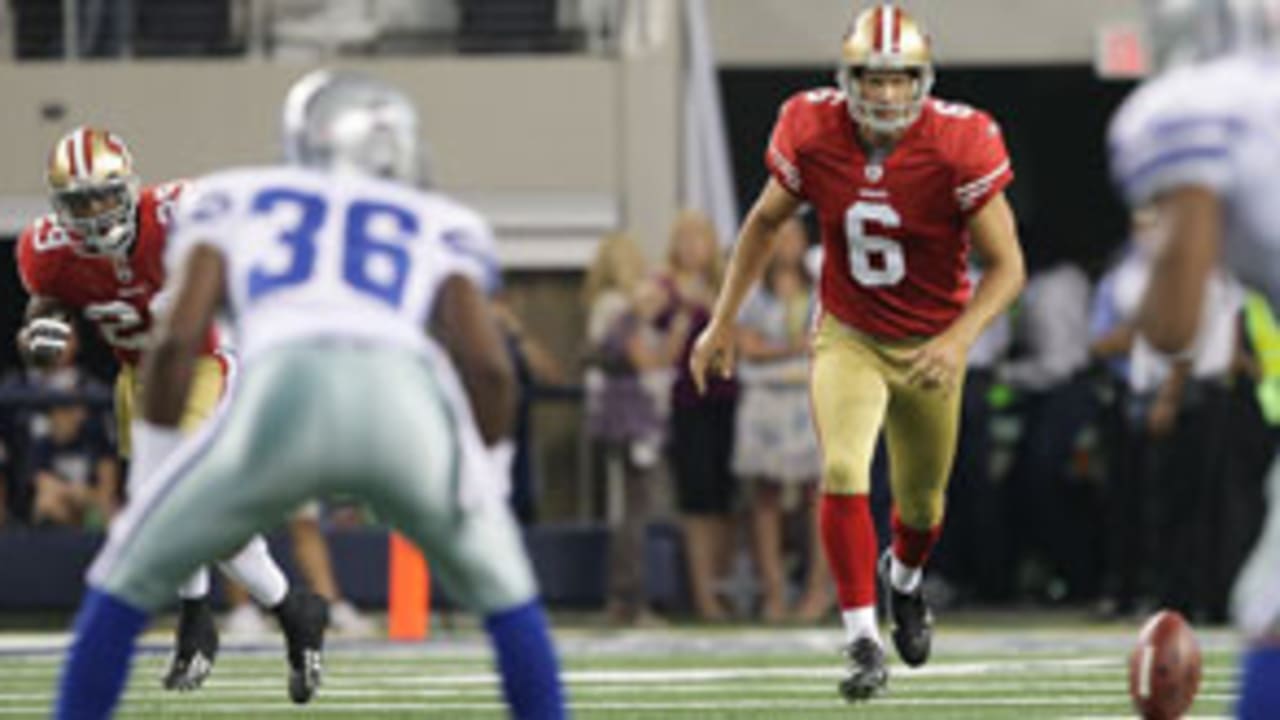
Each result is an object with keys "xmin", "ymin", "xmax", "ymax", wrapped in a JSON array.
[{"xmin": 1128, "ymin": 610, "xmax": 1202, "ymax": 720}]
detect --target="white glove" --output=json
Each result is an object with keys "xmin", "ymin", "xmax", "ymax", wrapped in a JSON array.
[
  {"xmin": 21, "ymin": 317, "xmax": 72, "ymax": 366},
  {"xmin": 127, "ymin": 420, "xmax": 185, "ymax": 496}
]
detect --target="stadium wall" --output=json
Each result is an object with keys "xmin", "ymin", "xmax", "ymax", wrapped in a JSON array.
[{"xmin": 708, "ymin": 0, "xmax": 1144, "ymax": 66}]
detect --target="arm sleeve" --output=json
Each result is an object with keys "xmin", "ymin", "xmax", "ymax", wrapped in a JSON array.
[
  {"xmin": 765, "ymin": 95, "xmax": 808, "ymax": 198},
  {"xmin": 15, "ymin": 224, "xmax": 66, "ymax": 297},
  {"xmin": 953, "ymin": 112, "xmax": 1014, "ymax": 217},
  {"xmin": 15, "ymin": 228, "xmax": 42, "ymax": 295},
  {"xmin": 1109, "ymin": 114, "xmax": 1237, "ymax": 206},
  {"xmin": 165, "ymin": 178, "xmax": 238, "ymax": 279},
  {"xmin": 440, "ymin": 212, "xmax": 502, "ymax": 296}
]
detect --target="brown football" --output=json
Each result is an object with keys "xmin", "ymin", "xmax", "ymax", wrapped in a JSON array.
[{"xmin": 1129, "ymin": 610, "xmax": 1202, "ymax": 720}]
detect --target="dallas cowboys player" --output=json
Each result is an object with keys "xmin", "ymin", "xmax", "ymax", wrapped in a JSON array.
[
  {"xmin": 1109, "ymin": 1, "xmax": 1280, "ymax": 717},
  {"xmin": 54, "ymin": 70, "xmax": 566, "ymax": 719}
]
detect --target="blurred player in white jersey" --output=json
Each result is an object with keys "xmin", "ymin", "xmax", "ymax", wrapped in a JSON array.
[
  {"xmin": 1109, "ymin": 1, "xmax": 1280, "ymax": 716},
  {"xmin": 53, "ymin": 70, "xmax": 566, "ymax": 719}
]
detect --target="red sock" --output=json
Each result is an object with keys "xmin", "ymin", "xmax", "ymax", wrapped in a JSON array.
[
  {"xmin": 820, "ymin": 493, "xmax": 878, "ymax": 609},
  {"xmin": 891, "ymin": 507, "xmax": 942, "ymax": 568}
]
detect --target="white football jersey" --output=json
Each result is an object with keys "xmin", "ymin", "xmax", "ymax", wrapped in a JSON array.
[
  {"xmin": 167, "ymin": 166, "xmax": 499, "ymax": 362},
  {"xmin": 1109, "ymin": 52, "xmax": 1280, "ymax": 307}
]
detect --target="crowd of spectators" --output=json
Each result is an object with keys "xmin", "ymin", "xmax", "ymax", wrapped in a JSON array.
[
  {"xmin": 0, "ymin": 205, "xmax": 1273, "ymax": 628},
  {"xmin": 579, "ymin": 207, "xmax": 1276, "ymax": 626}
]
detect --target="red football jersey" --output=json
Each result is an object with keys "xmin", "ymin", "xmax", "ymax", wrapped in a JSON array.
[
  {"xmin": 16, "ymin": 181, "xmax": 218, "ymax": 366},
  {"xmin": 766, "ymin": 88, "xmax": 1013, "ymax": 339}
]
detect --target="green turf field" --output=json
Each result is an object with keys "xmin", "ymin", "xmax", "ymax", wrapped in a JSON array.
[{"xmin": 0, "ymin": 622, "xmax": 1239, "ymax": 718}]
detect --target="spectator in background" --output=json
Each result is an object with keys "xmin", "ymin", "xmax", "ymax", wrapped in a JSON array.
[
  {"xmin": 1129, "ymin": 266, "xmax": 1242, "ymax": 623},
  {"xmin": 1090, "ymin": 208, "xmax": 1158, "ymax": 618},
  {"xmin": 731, "ymin": 218, "xmax": 828, "ymax": 623},
  {"xmin": 492, "ymin": 292, "xmax": 565, "ymax": 525},
  {"xmin": 996, "ymin": 239, "xmax": 1095, "ymax": 601},
  {"xmin": 28, "ymin": 387, "xmax": 119, "ymax": 528},
  {"xmin": 583, "ymin": 232, "xmax": 681, "ymax": 625},
  {"xmin": 930, "ymin": 262, "xmax": 1012, "ymax": 604},
  {"xmin": 3, "ymin": 323, "xmax": 113, "ymax": 528},
  {"xmin": 662, "ymin": 210, "xmax": 737, "ymax": 621}
]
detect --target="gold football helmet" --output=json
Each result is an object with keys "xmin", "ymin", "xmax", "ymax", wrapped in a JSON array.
[
  {"xmin": 836, "ymin": 4, "xmax": 935, "ymax": 135},
  {"xmin": 45, "ymin": 126, "xmax": 140, "ymax": 256}
]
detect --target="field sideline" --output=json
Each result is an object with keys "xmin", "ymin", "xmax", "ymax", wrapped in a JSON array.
[{"xmin": 0, "ymin": 620, "xmax": 1240, "ymax": 718}]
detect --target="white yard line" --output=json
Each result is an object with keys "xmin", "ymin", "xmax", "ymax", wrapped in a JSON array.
[{"xmin": 0, "ymin": 696, "xmax": 1241, "ymax": 715}]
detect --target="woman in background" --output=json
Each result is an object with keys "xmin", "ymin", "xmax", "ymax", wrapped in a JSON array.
[
  {"xmin": 583, "ymin": 233, "xmax": 679, "ymax": 624},
  {"xmin": 660, "ymin": 211, "xmax": 739, "ymax": 621},
  {"xmin": 733, "ymin": 218, "xmax": 829, "ymax": 622}
]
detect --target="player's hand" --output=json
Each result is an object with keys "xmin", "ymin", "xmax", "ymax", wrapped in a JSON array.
[
  {"xmin": 689, "ymin": 320, "xmax": 736, "ymax": 395},
  {"xmin": 905, "ymin": 331, "xmax": 967, "ymax": 393},
  {"xmin": 18, "ymin": 316, "xmax": 73, "ymax": 368}
]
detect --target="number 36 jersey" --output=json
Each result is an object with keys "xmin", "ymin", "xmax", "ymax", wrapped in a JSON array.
[
  {"xmin": 766, "ymin": 89, "xmax": 1013, "ymax": 340},
  {"xmin": 16, "ymin": 181, "xmax": 219, "ymax": 366},
  {"xmin": 167, "ymin": 166, "xmax": 498, "ymax": 363}
]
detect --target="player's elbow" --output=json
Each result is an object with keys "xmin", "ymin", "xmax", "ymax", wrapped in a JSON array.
[{"xmin": 1007, "ymin": 253, "xmax": 1027, "ymax": 296}]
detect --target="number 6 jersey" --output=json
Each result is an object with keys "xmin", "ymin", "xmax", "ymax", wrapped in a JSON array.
[
  {"xmin": 166, "ymin": 166, "xmax": 498, "ymax": 363},
  {"xmin": 766, "ymin": 88, "xmax": 1013, "ymax": 339},
  {"xmin": 16, "ymin": 181, "xmax": 220, "ymax": 366}
]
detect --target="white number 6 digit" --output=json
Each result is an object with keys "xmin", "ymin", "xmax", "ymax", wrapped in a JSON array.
[{"xmin": 845, "ymin": 201, "xmax": 905, "ymax": 287}]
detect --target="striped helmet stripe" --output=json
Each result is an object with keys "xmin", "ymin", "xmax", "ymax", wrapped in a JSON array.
[
  {"xmin": 880, "ymin": 4, "xmax": 895, "ymax": 53},
  {"xmin": 871, "ymin": 5, "xmax": 885, "ymax": 52},
  {"xmin": 890, "ymin": 6, "xmax": 902, "ymax": 52},
  {"xmin": 80, "ymin": 127, "xmax": 94, "ymax": 174},
  {"xmin": 64, "ymin": 137, "xmax": 79, "ymax": 177}
]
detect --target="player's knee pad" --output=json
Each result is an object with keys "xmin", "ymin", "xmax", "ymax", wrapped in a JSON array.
[{"xmin": 821, "ymin": 457, "xmax": 868, "ymax": 495}]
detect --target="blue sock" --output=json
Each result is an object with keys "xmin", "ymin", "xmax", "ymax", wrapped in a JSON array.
[
  {"xmin": 1238, "ymin": 645, "xmax": 1280, "ymax": 720},
  {"xmin": 55, "ymin": 589, "xmax": 149, "ymax": 720},
  {"xmin": 484, "ymin": 600, "xmax": 566, "ymax": 719}
]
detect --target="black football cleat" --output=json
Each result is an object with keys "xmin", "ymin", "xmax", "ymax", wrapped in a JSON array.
[
  {"xmin": 838, "ymin": 636, "xmax": 888, "ymax": 702},
  {"xmin": 879, "ymin": 550, "xmax": 933, "ymax": 667},
  {"xmin": 162, "ymin": 598, "xmax": 219, "ymax": 692},
  {"xmin": 275, "ymin": 590, "xmax": 329, "ymax": 704}
]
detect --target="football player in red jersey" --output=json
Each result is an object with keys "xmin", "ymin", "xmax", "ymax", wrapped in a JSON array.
[
  {"xmin": 15, "ymin": 127, "xmax": 326, "ymax": 698},
  {"xmin": 691, "ymin": 4, "xmax": 1025, "ymax": 701}
]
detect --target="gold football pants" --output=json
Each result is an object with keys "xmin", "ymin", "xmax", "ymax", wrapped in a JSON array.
[
  {"xmin": 114, "ymin": 355, "xmax": 227, "ymax": 459},
  {"xmin": 810, "ymin": 313, "xmax": 964, "ymax": 530}
]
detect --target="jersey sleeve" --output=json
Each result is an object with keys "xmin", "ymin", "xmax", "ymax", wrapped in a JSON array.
[
  {"xmin": 1108, "ymin": 79, "xmax": 1239, "ymax": 207},
  {"xmin": 950, "ymin": 110, "xmax": 1014, "ymax": 217},
  {"xmin": 15, "ymin": 219, "xmax": 71, "ymax": 297},
  {"xmin": 165, "ymin": 176, "xmax": 240, "ymax": 279},
  {"xmin": 764, "ymin": 92, "xmax": 817, "ymax": 198},
  {"xmin": 142, "ymin": 180, "xmax": 190, "ymax": 231},
  {"xmin": 439, "ymin": 204, "xmax": 502, "ymax": 295}
]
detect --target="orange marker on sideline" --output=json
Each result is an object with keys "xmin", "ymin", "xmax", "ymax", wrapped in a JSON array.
[{"xmin": 387, "ymin": 532, "xmax": 430, "ymax": 641}]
